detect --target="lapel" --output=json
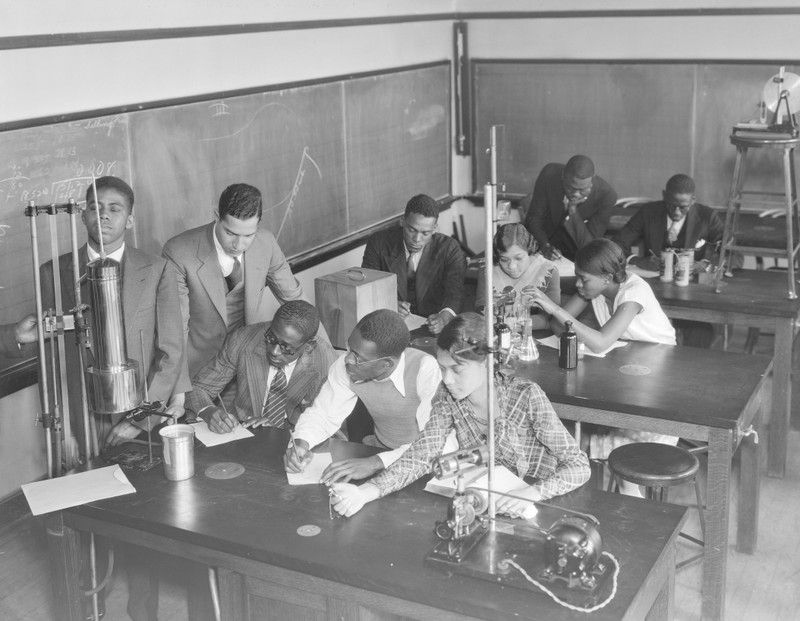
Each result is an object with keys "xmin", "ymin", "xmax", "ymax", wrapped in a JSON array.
[
  {"xmin": 59, "ymin": 246, "xmax": 88, "ymax": 309},
  {"xmin": 285, "ymin": 349, "xmax": 319, "ymax": 424},
  {"xmin": 387, "ymin": 230, "xmax": 408, "ymax": 295},
  {"xmin": 652, "ymin": 203, "xmax": 669, "ymax": 251},
  {"xmin": 683, "ymin": 206, "xmax": 700, "ymax": 248},
  {"xmin": 243, "ymin": 229, "xmax": 268, "ymax": 323},
  {"xmin": 414, "ymin": 237, "xmax": 435, "ymax": 305},
  {"xmin": 244, "ymin": 334, "xmax": 270, "ymax": 418},
  {"xmin": 121, "ymin": 248, "xmax": 150, "ymax": 346},
  {"xmin": 196, "ymin": 223, "xmax": 227, "ymax": 323}
]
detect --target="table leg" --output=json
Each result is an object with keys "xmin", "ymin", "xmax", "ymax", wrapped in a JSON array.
[
  {"xmin": 645, "ymin": 544, "xmax": 675, "ymax": 621},
  {"xmin": 702, "ymin": 429, "xmax": 733, "ymax": 621},
  {"xmin": 737, "ymin": 414, "xmax": 762, "ymax": 554},
  {"xmin": 768, "ymin": 318, "xmax": 794, "ymax": 478},
  {"xmin": 44, "ymin": 512, "xmax": 84, "ymax": 621}
]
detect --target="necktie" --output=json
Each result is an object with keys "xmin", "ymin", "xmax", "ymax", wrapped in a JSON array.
[
  {"xmin": 667, "ymin": 221, "xmax": 680, "ymax": 245},
  {"xmin": 261, "ymin": 366, "xmax": 288, "ymax": 428},
  {"xmin": 406, "ymin": 253, "xmax": 416, "ymax": 278},
  {"xmin": 225, "ymin": 257, "xmax": 242, "ymax": 292}
]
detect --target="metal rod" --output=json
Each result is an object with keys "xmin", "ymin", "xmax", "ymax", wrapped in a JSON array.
[
  {"xmin": 68, "ymin": 201, "xmax": 96, "ymax": 459},
  {"xmin": 48, "ymin": 316, "xmax": 62, "ymax": 475},
  {"xmin": 91, "ymin": 174, "xmax": 106, "ymax": 259},
  {"xmin": 28, "ymin": 204, "xmax": 54, "ymax": 478},
  {"xmin": 483, "ymin": 181, "xmax": 496, "ymax": 528},
  {"xmin": 140, "ymin": 330, "xmax": 153, "ymax": 464},
  {"xmin": 89, "ymin": 532, "xmax": 100, "ymax": 621}
]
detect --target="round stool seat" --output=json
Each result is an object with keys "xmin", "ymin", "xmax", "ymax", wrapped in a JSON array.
[{"xmin": 607, "ymin": 443, "xmax": 699, "ymax": 488}]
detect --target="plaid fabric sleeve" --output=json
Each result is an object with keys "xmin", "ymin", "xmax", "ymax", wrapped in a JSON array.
[{"xmin": 370, "ymin": 384, "xmax": 455, "ymax": 497}]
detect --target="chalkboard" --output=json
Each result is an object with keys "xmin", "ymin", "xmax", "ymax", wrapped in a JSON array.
[
  {"xmin": 473, "ymin": 61, "xmax": 799, "ymax": 207},
  {"xmin": 0, "ymin": 62, "xmax": 450, "ymax": 384}
]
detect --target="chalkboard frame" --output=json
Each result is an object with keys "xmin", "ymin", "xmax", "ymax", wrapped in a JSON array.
[{"xmin": 0, "ymin": 61, "xmax": 453, "ymax": 398}]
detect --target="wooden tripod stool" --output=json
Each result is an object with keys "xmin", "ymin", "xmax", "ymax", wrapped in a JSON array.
[{"xmin": 714, "ymin": 131, "xmax": 800, "ymax": 299}]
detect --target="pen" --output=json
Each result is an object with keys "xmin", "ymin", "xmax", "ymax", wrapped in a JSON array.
[
  {"xmin": 217, "ymin": 396, "xmax": 237, "ymax": 429},
  {"xmin": 648, "ymin": 249, "xmax": 659, "ymax": 259},
  {"xmin": 289, "ymin": 429, "xmax": 300, "ymax": 463}
]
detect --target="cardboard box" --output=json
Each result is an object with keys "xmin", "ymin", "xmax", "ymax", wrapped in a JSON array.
[{"xmin": 315, "ymin": 267, "xmax": 397, "ymax": 349}]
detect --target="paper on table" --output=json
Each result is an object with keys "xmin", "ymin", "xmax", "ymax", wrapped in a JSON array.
[
  {"xmin": 424, "ymin": 465, "xmax": 537, "ymax": 520},
  {"xmin": 191, "ymin": 420, "xmax": 253, "ymax": 447},
  {"xmin": 404, "ymin": 313, "xmax": 428, "ymax": 330},
  {"xmin": 22, "ymin": 465, "xmax": 136, "ymax": 516},
  {"xmin": 553, "ymin": 256, "xmax": 575, "ymax": 278},
  {"xmin": 535, "ymin": 335, "xmax": 628, "ymax": 358},
  {"xmin": 286, "ymin": 452, "xmax": 333, "ymax": 485}
]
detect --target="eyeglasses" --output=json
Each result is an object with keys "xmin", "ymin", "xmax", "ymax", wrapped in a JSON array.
[
  {"xmin": 346, "ymin": 349, "xmax": 390, "ymax": 367},
  {"xmin": 562, "ymin": 177, "xmax": 593, "ymax": 198},
  {"xmin": 665, "ymin": 200, "xmax": 693, "ymax": 213},
  {"xmin": 264, "ymin": 329, "xmax": 307, "ymax": 356}
]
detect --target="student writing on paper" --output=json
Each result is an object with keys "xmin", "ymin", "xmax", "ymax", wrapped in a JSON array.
[
  {"xmin": 474, "ymin": 223, "xmax": 560, "ymax": 313},
  {"xmin": 285, "ymin": 309, "xmax": 440, "ymax": 483},
  {"xmin": 328, "ymin": 313, "xmax": 590, "ymax": 519},
  {"xmin": 185, "ymin": 300, "xmax": 336, "ymax": 432},
  {"xmin": 528, "ymin": 238, "xmax": 676, "ymax": 353},
  {"xmin": 361, "ymin": 194, "xmax": 466, "ymax": 334}
]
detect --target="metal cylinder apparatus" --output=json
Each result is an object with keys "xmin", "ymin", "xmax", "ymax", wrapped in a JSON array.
[{"xmin": 85, "ymin": 258, "xmax": 142, "ymax": 414}]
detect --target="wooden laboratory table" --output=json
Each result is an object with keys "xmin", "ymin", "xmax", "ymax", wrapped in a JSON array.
[
  {"xmin": 649, "ymin": 268, "xmax": 800, "ymax": 478},
  {"xmin": 46, "ymin": 430, "xmax": 687, "ymax": 621},
  {"xmin": 510, "ymin": 341, "xmax": 770, "ymax": 621}
]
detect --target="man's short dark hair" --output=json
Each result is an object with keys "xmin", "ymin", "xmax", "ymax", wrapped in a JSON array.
[
  {"xmin": 273, "ymin": 300, "xmax": 320, "ymax": 340},
  {"xmin": 564, "ymin": 155, "xmax": 595, "ymax": 180},
  {"xmin": 218, "ymin": 183, "xmax": 262, "ymax": 221},
  {"xmin": 404, "ymin": 194, "xmax": 439, "ymax": 220},
  {"xmin": 355, "ymin": 309, "xmax": 409, "ymax": 358},
  {"xmin": 665, "ymin": 174, "xmax": 696, "ymax": 196},
  {"xmin": 86, "ymin": 176, "xmax": 134, "ymax": 214}
]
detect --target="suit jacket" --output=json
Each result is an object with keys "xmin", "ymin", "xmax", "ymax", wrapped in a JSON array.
[
  {"xmin": 186, "ymin": 322, "xmax": 337, "ymax": 426},
  {"xmin": 524, "ymin": 162, "xmax": 618, "ymax": 260},
  {"xmin": 162, "ymin": 222, "xmax": 304, "ymax": 377},
  {"xmin": 39, "ymin": 245, "xmax": 188, "ymax": 432},
  {"xmin": 361, "ymin": 227, "xmax": 466, "ymax": 317},
  {"xmin": 613, "ymin": 201, "xmax": 725, "ymax": 262}
]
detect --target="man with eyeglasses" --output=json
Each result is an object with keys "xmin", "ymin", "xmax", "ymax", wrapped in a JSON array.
[
  {"xmin": 185, "ymin": 300, "xmax": 337, "ymax": 433},
  {"xmin": 613, "ymin": 174, "xmax": 725, "ymax": 272},
  {"xmin": 524, "ymin": 154, "xmax": 618, "ymax": 262},
  {"xmin": 613, "ymin": 174, "xmax": 726, "ymax": 348},
  {"xmin": 285, "ymin": 309, "xmax": 441, "ymax": 483}
]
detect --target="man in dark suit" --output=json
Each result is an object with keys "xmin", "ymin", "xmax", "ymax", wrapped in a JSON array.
[
  {"xmin": 39, "ymin": 176, "xmax": 189, "ymax": 456},
  {"xmin": 361, "ymin": 194, "xmax": 465, "ymax": 334},
  {"xmin": 613, "ymin": 173, "xmax": 724, "ymax": 348},
  {"xmin": 613, "ymin": 173, "xmax": 725, "ymax": 271},
  {"xmin": 162, "ymin": 183, "xmax": 307, "ymax": 378},
  {"xmin": 524, "ymin": 154, "xmax": 618, "ymax": 261},
  {"xmin": 186, "ymin": 300, "xmax": 336, "ymax": 432}
]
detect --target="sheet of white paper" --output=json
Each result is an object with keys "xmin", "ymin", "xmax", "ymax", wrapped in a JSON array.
[
  {"xmin": 535, "ymin": 335, "xmax": 628, "ymax": 358},
  {"xmin": 191, "ymin": 420, "xmax": 253, "ymax": 447},
  {"xmin": 22, "ymin": 465, "xmax": 136, "ymax": 516},
  {"xmin": 425, "ymin": 465, "xmax": 536, "ymax": 519},
  {"xmin": 286, "ymin": 452, "xmax": 333, "ymax": 485},
  {"xmin": 553, "ymin": 256, "xmax": 575, "ymax": 278},
  {"xmin": 404, "ymin": 313, "xmax": 428, "ymax": 330}
]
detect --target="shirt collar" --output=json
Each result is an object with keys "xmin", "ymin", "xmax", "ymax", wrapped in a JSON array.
[
  {"xmin": 212, "ymin": 223, "xmax": 240, "ymax": 272},
  {"xmin": 87, "ymin": 242, "xmax": 125, "ymax": 263},
  {"xmin": 374, "ymin": 350, "xmax": 406, "ymax": 397}
]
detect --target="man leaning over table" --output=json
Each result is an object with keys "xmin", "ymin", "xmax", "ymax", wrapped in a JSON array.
[
  {"xmin": 185, "ymin": 300, "xmax": 336, "ymax": 432},
  {"xmin": 285, "ymin": 309, "xmax": 442, "ymax": 483}
]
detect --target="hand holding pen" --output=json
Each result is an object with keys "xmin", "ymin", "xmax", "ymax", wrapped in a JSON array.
[
  {"xmin": 284, "ymin": 431, "xmax": 313, "ymax": 473},
  {"xmin": 201, "ymin": 397, "xmax": 239, "ymax": 434}
]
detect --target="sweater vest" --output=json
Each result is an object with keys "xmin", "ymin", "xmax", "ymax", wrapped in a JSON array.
[{"xmin": 351, "ymin": 348, "xmax": 427, "ymax": 449}]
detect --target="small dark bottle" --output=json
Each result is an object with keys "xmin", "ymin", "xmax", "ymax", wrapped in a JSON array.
[
  {"xmin": 494, "ymin": 309, "xmax": 512, "ymax": 351},
  {"xmin": 559, "ymin": 320, "xmax": 578, "ymax": 369}
]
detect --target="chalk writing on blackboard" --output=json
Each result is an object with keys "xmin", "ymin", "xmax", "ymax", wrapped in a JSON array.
[
  {"xmin": 274, "ymin": 147, "xmax": 322, "ymax": 241},
  {"xmin": 209, "ymin": 101, "xmax": 230, "ymax": 118}
]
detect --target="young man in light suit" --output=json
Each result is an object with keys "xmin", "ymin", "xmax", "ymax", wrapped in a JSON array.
[
  {"xmin": 186, "ymin": 300, "xmax": 337, "ymax": 432},
  {"xmin": 162, "ymin": 183, "xmax": 308, "ymax": 378}
]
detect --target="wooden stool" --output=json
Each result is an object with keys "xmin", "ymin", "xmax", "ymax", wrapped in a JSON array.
[
  {"xmin": 607, "ymin": 442, "xmax": 705, "ymax": 569},
  {"xmin": 714, "ymin": 132, "xmax": 800, "ymax": 299}
]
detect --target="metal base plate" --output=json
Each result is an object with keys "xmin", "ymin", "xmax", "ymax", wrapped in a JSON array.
[
  {"xmin": 204, "ymin": 462, "xmax": 245, "ymax": 479},
  {"xmin": 425, "ymin": 527, "xmax": 614, "ymax": 610}
]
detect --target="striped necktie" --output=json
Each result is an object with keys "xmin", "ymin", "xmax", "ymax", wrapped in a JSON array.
[{"xmin": 261, "ymin": 366, "xmax": 288, "ymax": 428}]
